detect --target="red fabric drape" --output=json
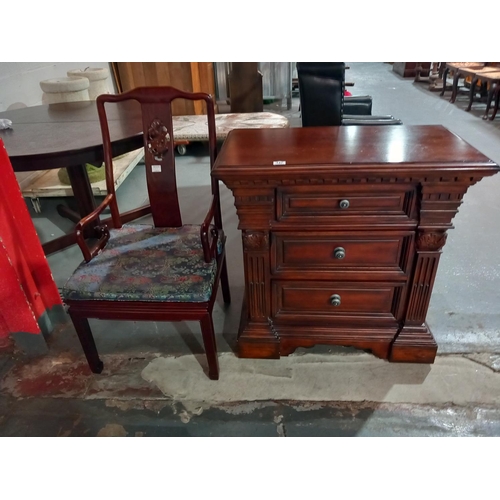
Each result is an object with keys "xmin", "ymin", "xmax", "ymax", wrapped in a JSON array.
[{"xmin": 0, "ymin": 139, "xmax": 62, "ymax": 340}]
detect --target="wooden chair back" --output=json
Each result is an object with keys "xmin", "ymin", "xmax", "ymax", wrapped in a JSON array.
[{"xmin": 96, "ymin": 86, "xmax": 220, "ymax": 230}]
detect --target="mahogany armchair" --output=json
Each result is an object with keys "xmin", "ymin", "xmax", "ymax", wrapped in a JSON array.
[{"xmin": 61, "ymin": 86, "xmax": 231, "ymax": 380}]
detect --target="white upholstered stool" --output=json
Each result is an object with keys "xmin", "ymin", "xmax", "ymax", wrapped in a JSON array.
[
  {"xmin": 39, "ymin": 77, "xmax": 90, "ymax": 104},
  {"xmin": 67, "ymin": 67, "xmax": 111, "ymax": 100}
]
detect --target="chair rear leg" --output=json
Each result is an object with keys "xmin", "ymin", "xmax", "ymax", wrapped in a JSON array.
[
  {"xmin": 200, "ymin": 314, "xmax": 219, "ymax": 380},
  {"xmin": 69, "ymin": 312, "xmax": 104, "ymax": 374},
  {"xmin": 220, "ymin": 257, "xmax": 231, "ymax": 305}
]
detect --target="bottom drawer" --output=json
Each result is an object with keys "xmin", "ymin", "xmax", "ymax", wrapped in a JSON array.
[{"xmin": 272, "ymin": 281, "xmax": 404, "ymax": 325}]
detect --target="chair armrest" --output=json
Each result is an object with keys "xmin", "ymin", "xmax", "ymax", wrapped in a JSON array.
[
  {"xmin": 344, "ymin": 95, "xmax": 373, "ymax": 104},
  {"xmin": 343, "ymin": 115, "xmax": 403, "ymax": 125},
  {"xmin": 75, "ymin": 193, "xmax": 114, "ymax": 263},
  {"xmin": 343, "ymin": 101, "xmax": 372, "ymax": 116},
  {"xmin": 200, "ymin": 195, "xmax": 219, "ymax": 263}
]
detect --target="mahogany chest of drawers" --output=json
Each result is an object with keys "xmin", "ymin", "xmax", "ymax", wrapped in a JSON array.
[{"xmin": 212, "ymin": 125, "xmax": 499, "ymax": 362}]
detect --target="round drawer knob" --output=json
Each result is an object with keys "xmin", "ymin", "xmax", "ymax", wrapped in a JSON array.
[
  {"xmin": 334, "ymin": 247, "xmax": 345, "ymax": 259},
  {"xmin": 330, "ymin": 294, "xmax": 341, "ymax": 307},
  {"xmin": 339, "ymin": 199, "xmax": 350, "ymax": 209}
]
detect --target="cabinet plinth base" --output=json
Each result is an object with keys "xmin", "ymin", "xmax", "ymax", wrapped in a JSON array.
[
  {"xmin": 237, "ymin": 317, "xmax": 438, "ymax": 364},
  {"xmin": 237, "ymin": 316, "xmax": 400, "ymax": 361},
  {"xmin": 389, "ymin": 324, "xmax": 438, "ymax": 363},
  {"xmin": 279, "ymin": 335, "xmax": 393, "ymax": 360}
]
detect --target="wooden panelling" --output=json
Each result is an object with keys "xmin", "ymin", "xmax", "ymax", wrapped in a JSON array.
[{"xmin": 113, "ymin": 62, "xmax": 216, "ymax": 115}]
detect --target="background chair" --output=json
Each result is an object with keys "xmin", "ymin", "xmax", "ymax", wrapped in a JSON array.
[
  {"xmin": 439, "ymin": 62, "xmax": 485, "ymax": 102},
  {"xmin": 61, "ymin": 86, "xmax": 231, "ymax": 380},
  {"xmin": 464, "ymin": 66, "xmax": 500, "ymax": 113},
  {"xmin": 485, "ymin": 80, "xmax": 500, "ymax": 120},
  {"xmin": 296, "ymin": 62, "xmax": 402, "ymax": 126}
]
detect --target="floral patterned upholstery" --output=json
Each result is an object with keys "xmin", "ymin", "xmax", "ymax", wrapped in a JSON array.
[{"xmin": 62, "ymin": 224, "xmax": 221, "ymax": 303}]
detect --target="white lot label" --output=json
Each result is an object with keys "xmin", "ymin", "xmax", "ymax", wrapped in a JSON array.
[
  {"xmin": 152, "ymin": 165, "xmax": 162, "ymax": 172},
  {"xmin": 273, "ymin": 160, "xmax": 286, "ymax": 165}
]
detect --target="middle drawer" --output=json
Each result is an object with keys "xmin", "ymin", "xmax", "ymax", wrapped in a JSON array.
[{"xmin": 271, "ymin": 231, "xmax": 414, "ymax": 279}]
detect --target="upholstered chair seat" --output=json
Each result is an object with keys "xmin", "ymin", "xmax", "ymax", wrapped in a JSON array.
[{"xmin": 62, "ymin": 224, "xmax": 222, "ymax": 303}]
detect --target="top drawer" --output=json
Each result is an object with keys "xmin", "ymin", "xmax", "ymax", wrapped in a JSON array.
[{"xmin": 276, "ymin": 185, "xmax": 417, "ymax": 225}]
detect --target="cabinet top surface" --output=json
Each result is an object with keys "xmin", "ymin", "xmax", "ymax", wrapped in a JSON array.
[{"xmin": 213, "ymin": 125, "xmax": 498, "ymax": 176}]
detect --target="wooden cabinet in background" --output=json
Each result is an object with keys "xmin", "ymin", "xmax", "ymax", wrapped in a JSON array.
[
  {"xmin": 228, "ymin": 62, "xmax": 263, "ymax": 113},
  {"xmin": 393, "ymin": 62, "xmax": 431, "ymax": 78},
  {"xmin": 111, "ymin": 62, "xmax": 217, "ymax": 115},
  {"xmin": 392, "ymin": 62, "xmax": 431, "ymax": 78}
]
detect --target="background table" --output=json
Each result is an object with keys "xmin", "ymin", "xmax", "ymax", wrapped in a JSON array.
[
  {"xmin": 0, "ymin": 102, "xmax": 289, "ymax": 255},
  {"xmin": 0, "ymin": 101, "xmax": 144, "ymax": 255}
]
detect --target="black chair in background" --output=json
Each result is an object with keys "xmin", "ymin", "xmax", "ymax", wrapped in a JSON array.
[{"xmin": 296, "ymin": 62, "xmax": 402, "ymax": 126}]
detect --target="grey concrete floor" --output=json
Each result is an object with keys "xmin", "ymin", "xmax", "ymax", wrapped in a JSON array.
[{"xmin": 1, "ymin": 62, "xmax": 500, "ymax": 436}]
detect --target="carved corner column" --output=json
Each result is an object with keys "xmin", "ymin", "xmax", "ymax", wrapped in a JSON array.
[
  {"xmin": 231, "ymin": 185, "xmax": 279, "ymax": 358},
  {"xmin": 390, "ymin": 180, "xmax": 471, "ymax": 363},
  {"xmin": 390, "ymin": 229, "xmax": 446, "ymax": 362}
]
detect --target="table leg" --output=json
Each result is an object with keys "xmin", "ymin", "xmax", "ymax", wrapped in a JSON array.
[
  {"xmin": 42, "ymin": 164, "xmax": 97, "ymax": 255},
  {"xmin": 42, "ymin": 232, "xmax": 78, "ymax": 255},
  {"xmin": 61, "ymin": 164, "xmax": 96, "ymax": 216},
  {"xmin": 56, "ymin": 206, "xmax": 81, "ymax": 223}
]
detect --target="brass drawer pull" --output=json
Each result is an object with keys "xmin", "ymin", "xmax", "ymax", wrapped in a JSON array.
[
  {"xmin": 330, "ymin": 294, "xmax": 342, "ymax": 307},
  {"xmin": 339, "ymin": 199, "xmax": 350, "ymax": 209},
  {"xmin": 334, "ymin": 247, "xmax": 345, "ymax": 259}
]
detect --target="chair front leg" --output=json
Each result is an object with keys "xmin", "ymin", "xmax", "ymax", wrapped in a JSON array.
[{"xmin": 69, "ymin": 311, "xmax": 104, "ymax": 374}]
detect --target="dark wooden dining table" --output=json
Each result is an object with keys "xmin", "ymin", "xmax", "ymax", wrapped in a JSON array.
[{"xmin": 0, "ymin": 100, "xmax": 145, "ymax": 255}]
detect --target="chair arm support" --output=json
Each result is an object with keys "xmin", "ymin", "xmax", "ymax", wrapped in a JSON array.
[
  {"xmin": 200, "ymin": 195, "xmax": 219, "ymax": 263},
  {"xmin": 75, "ymin": 193, "xmax": 114, "ymax": 263}
]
